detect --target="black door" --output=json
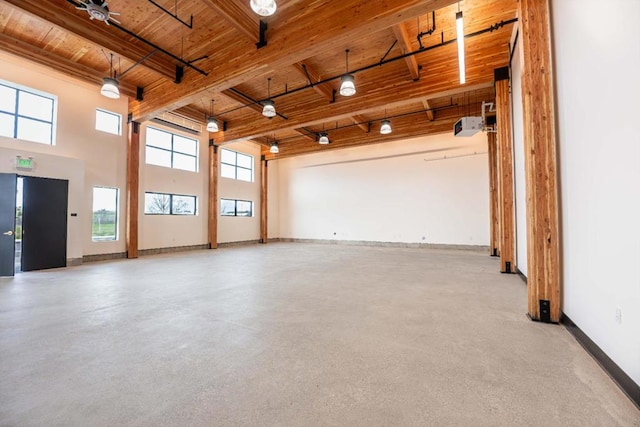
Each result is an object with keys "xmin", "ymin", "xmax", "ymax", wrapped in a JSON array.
[
  {"xmin": 21, "ymin": 177, "xmax": 68, "ymax": 272},
  {"xmin": 0, "ymin": 173, "xmax": 17, "ymax": 277}
]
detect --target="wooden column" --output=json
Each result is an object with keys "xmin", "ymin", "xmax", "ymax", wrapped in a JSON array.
[
  {"xmin": 208, "ymin": 141, "xmax": 218, "ymax": 249},
  {"xmin": 519, "ymin": 0, "xmax": 561, "ymax": 323},
  {"xmin": 487, "ymin": 131, "xmax": 500, "ymax": 257},
  {"xmin": 126, "ymin": 121, "xmax": 140, "ymax": 259},
  {"xmin": 260, "ymin": 156, "xmax": 268, "ymax": 243},
  {"xmin": 495, "ymin": 67, "xmax": 516, "ymax": 273}
]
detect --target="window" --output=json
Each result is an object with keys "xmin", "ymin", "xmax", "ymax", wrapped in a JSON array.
[
  {"xmin": 95, "ymin": 109, "xmax": 121, "ymax": 135},
  {"xmin": 146, "ymin": 127, "xmax": 198, "ymax": 172},
  {"xmin": 0, "ymin": 81, "xmax": 56, "ymax": 145},
  {"xmin": 220, "ymin": 148, "xmax": 253, "ymax": 182},
  {"xmin": 221, "ymin": 199, "xmax": 253, "ymax": 217},
  {"xmin": 92, "ymin": 187, "xmax": 118, "ymax": 241},
  {"xmin": 144, "ymin": 192, "xmax": 197, "ymax": 215}
]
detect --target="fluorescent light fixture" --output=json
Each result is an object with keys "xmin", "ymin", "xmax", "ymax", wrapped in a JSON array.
[
  {"xmin": 456, "ymin": 11, "xmax": 465, "ymax": 84},
  {"xmin": 250, "ymin": 0, "xmax": 277, "ymax": 16},
  {"xmin": 270, "ymin": 142, "xmax": 279, "ymax": 153},
  {"xmin": 101, "ymin": 77, "xmax": 120, "ymax": 99},
  {"xmin": 340, "ymin": 74, "xmax": 356, "ymax": 97},
  {"xmin": 380, "ymin": 119, "xmax": 392, "ymax": 135},
  {"xmin": 262, "ymin": 99, "xmax": 276, "ymax": 118},
  {"xmin": 206, "ymin": 117, "xmax": 219, "ymax": 132},
  {"xmin": 318, "ymin": 133, "xmax": 330, "ymax": 145}
]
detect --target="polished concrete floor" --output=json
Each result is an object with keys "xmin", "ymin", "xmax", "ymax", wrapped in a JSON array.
[{"xmin": 0, "ymin": 243, "xmax": 638, "ymax": 426}]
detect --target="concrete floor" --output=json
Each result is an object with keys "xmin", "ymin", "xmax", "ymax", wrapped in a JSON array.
[{"xmin": 0, "ymin": 243, "xmax": 638, "ymax": 426}]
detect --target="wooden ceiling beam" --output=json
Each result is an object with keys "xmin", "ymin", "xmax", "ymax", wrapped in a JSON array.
[
  {"xmin": 292, "ymin": 61, "xmax": 335, "ymax": 101},
  {"xmin": 392, "ymin": 23, "xmax": 421, "ymax": 81},
  {"xmin": 0, "ymin": 32, "xmax": 137, "ymax": 98},
  {"xmin": 173, "ymin": 106, "xmax": 206, "ymax": 124},
  {"xmin": 1, "ymin": 0, "xmax": 176, "ymax": 81},
  {"xmin": 199, "ymin": 0, "xmax": 260, "ymax": 44},
  {"xmin": 423, "ymin": 100, "xmax": 435, "ymax": 121},
  {"xmin": 129, "ymin": 0, "xmax": 459, "ymax": 121},
  {"xmin": 221, "ymin": 88, "xmax": 263, "ymax": 114},
  {"xmin": 351, "ymin": 115, "xmax": 371, "ymax": 133}
]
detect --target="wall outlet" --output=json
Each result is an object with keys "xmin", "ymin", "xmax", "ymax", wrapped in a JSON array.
[{"xmin": 615, "ymin": 307, "xmax": 622, "ymax": 325}]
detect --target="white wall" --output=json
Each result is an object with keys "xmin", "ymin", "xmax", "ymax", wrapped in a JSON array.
[
  {"xmin": 552, "ymin": 0, "xmax": 640, "ymax": 384},
  {"xmin": 273, "ymin": 132, "xmax": 489, "ymax": 246}
]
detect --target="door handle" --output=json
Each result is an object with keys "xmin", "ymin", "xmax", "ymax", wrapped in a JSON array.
[{"xmin": 3, "ymin": 230, "xmax": 13, "ymax": 236}]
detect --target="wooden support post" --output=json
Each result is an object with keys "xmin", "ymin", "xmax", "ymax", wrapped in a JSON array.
[
  {"xmin": 260, "ymin": 156, "xmax": 268, "ymax": 243},
  {"xmin": 208, "ymin": 141, "xmax": 218, "ymax": 249},
  {"xmin": 519, "ymin": 0, "xmax": 561, "ymax": 323},
  {"xmin": 126, "ymin": 121, "xmax": 140, "ymax": 259},
  {"xmin": 487, "ymin": 131, "xmax": 500, "ymax": 257},
  {"xmin": 495, "ymin": 67, "xmax": 515, "ymax": 273}
]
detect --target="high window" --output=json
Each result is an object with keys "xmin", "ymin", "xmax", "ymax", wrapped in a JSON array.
[
  {"xmin": 95, "ymin": 109, "xmax": 121, "ymax": 135},
  {"xmin": 145, "ymin": 127, "xmax": 198, "ymax": 172},
  {"xmin": 0, "ymin": 81, "xmax": 56, "ymax": 145},
  {"xmin": 221, "ymin": 199, "xmax": 253, "ymax": 217},
  {"xmin": 92, "ymin": 187, "xmax": 118, "ymax": 241},
  {"xmin": 144, "ymin": 192, "xmax": 197, "ymax": 215},
  {"xmin": 220, "ymin": 148, "xmax": 253, "ymax": 182}
]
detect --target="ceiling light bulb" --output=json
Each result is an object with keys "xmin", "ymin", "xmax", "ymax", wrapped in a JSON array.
[
  {"xmin": 318, "ymin": 133, "xmax": 330, "ymax": 145},
  {"xmin": 262, "ymin": 99, "xmax": 276, "ymax": 118},
  {"xmin": 250, "ymin": 0, "xmax": 277, "ymax": 16},
  {"xmin": 101, "ymin": 77, "xmax": 120, "ymax": 99},
  {"xmin": 206, "ymin": 117, "xmax": 219, "ymax": 132},
  {"xmin": 456, "ymin": 11, "xmax": 466, "ymax": 84},
  {"xmin": 380, "ymin": 119, "xmax": 392, "ymax": 135},
  {"xmin": 270, "ymin": 142, "xmax": 279, "ymax": 154},
  {"xmin": 340, "ymin": 74, "xmax": 356, "ymax": 97}
]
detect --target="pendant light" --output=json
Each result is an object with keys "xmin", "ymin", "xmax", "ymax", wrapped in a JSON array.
[
  {"xmin": 269, "ymin": 141, "xmax": 279, "ymax": 153},
  {"xmin": 456, "ymin": 9, "xmax": 466, "ymax": 84},
  {"xmin": 318, "ymin": 133, "xmax": 330, "ymax": 145},
  {"xmin": 340, "ymin": 49, "xmax": 356, "ymax": 97},
  {"xmin": 250, "ymin": 0, "xmax": 277, "ymax": 17},
  {"xmin": 206, "ymin": 100, "xmax": 219, "ymax": 132},
  {"xmin": 380, "ymin": 119, "xmax": 392, "ymax": 135},
  {"xmin": 101, "ymin": 53, "xmax": 120, "ymax": 99},
  {"xmin": 262, "ymin": 78, "xmax": 276, "ymax": 118}
]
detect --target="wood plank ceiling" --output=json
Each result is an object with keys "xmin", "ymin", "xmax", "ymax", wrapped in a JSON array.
[{"xmin": 0, "ymin": 0, "xmax": 517, "ymax": 159}]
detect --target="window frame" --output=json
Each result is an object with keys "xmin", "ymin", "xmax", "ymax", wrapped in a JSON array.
[
  {"xmin": 91, "ymin": 186, "xmax": 119, "ymax": 242},
  {"xmin": 220, "ymin": 198, "xmax": 254, "ymax": 217},
  {"xmin": 220, "ymin": 148, "xmax": 254, "ymax": 182},
  {"xmin": 145, "ymin": 126, "xmax": 199, "ymax": 172},
  {"xmin": 95, "ymin": 108, "xmax": 122, "ymax": 136},
  {"xmin": 0, "ymin": 79, "xmax": 57, "ymax": 145},
  {"xmin": 144, "ymin": 191, "xmax": 198, "ymax": 215}
]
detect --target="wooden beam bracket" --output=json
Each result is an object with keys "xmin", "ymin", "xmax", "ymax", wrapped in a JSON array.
[
  {"xmin": 257, "ymin": 20, "xmax": 268, "ymax": 49},
  {"xmin": 175, "ymin": 65, "xmax": 184, "ymax": 84}
]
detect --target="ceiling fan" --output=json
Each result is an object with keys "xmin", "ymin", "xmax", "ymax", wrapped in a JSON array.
[{"xmin": 75, "ymin": 0, "xmax": 121, "ymax": 25}]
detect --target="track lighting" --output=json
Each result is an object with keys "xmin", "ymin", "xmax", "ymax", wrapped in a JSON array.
[
  {"xmin": 269, "ymin": 141, "xmax": 279, "ymax": 153},
  {"xmin": 456, "ymin": 11, "xmax": 466, "ymax": 84},
  {"xmin": 101, "ymin": 53, "xmax": 120, "ymax": 99},
  {"xmin": 340, "ymin": 49, "xmax": 356, "ymax": 97},
  {"xmin": 262, "ymin": 78, "xmax": 276, "ymax": 118},
  {"xmin": 318, "ymin": 133, "xmax": 330, "ymax": 145},
  {"xmin": 250, "ymin": 0, "xmax": 277, "ymax": 16},
  {"xmin": 380, "ymin": 119, "xmax": 392, "ymax": 135}
]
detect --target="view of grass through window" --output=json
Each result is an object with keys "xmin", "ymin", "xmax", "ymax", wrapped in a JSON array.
[{"xmin": 92, "ymin": 187, "xmax": 118, "ymax": 241}]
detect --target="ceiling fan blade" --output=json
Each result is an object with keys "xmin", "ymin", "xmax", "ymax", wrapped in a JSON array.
[
  {"xmin": 109, "ymin": 17, "xmax": 121, "ymax": 24},
  {"xmin": 110, "ymin": 11, "xmax": 121, "ymax": 16},
  {"xmin": 100, "ymin": 1, "xmax": 107, "ymax": 7}
]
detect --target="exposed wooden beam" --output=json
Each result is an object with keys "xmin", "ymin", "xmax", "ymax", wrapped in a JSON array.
[
  {"xmin": 294, "ymin": 128, "xmax": 317, "ymax": 141},
  {"xmin": 351, "ymin": 115, "xmax": 370, "ymax": 133},
  {"xmin": 129, "ymin": 0, "xmax": 459, "ymax": 121},
  {"xmin": 0, "ymin": 32, "xmax": 137, "ymax": 98},
  {"xmin": 208, "ymin": 143, "xmax": 218, "ymax": 249},
  {"xmin": 126, "ymin": 121, "xmax": 140, "ymax": 259},
  {"xmin": 173, "ymin": 106, "xmax": 206, "ymax": 124},
  {"xmin": 221, "ymin": 88, "xmax": 263, "ymax": 114},
  {"xmin": 519, "ymin": 0, "xmax": 561, "ymax": 323},
  {"xmin": 199, "ymin": 0, "xmax": 260, "ymax": 44},
  {"xmin": 393, "ymin": 23, "xmax": 421, "ymax": 80},
  {"xmin": 495, "ymin": 67, "xmax": 516, "ymax": 274},
  {"xmin": 423, "ymin": 100, "xmax": 435, "ymax": 121},
  {"xmin": 260, "ymin": 157, "xmax": 268, "ymax": 243},
  {"xmin": 487, "ymin": 131, "xmax": 500, "ymax": 257},
  {"xmin": 1, "ymin": 0, "xmax": 176, "ymax": 81},
  {"xmin": 292, "ymin": 61, "xmax": 335, "ymax": 101}
]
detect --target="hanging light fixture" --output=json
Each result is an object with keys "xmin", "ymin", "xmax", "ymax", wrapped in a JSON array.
[
  {"xmin": 206, "ymin": 100, "xmax": 219, "ymax": 132},
  {"xmin": 340, "ymin": 49, "xmax": 356, "ymax": 97},
  {"xmin": 456, "ymin": 10, "xmax": 466, "ymax": 84},
  {"xmin": 380, "ymin": 119, "xmax": 392, "ymax": 135},
  {"xmin": 101, "ymin": 53, "xmax": 120, "ymax": 99},
  {"xmin": 270, "ymin": 141, "xmax": 279, "ymax": 153},
  {"xmin": 318, "ymin": 133, "xmax": 330, "ymax": 145},
  {"xmin": 262, "ymin": 78, "xmax": 276, "ymax": 118},
  {"xmin": 250, "ymin": 0, "xmax": 277, "ymax": 17}
]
